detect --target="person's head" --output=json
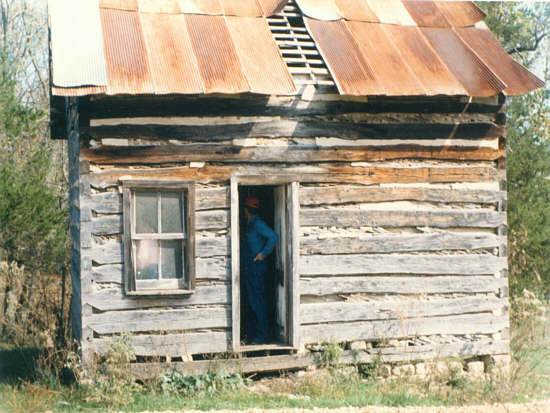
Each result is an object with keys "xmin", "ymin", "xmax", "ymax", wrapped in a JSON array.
[{"xmin": 244, "ymin": 196, "xmax": 260, "ymax": 221}]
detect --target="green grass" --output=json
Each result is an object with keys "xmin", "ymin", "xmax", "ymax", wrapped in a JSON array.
[{"xmin": 1, "ymin": 306, "xmax": 548, "ymax": 413}]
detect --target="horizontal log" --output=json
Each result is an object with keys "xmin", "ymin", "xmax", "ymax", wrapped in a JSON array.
[
  {"xmin": 89, "ymin": 307, "xmax": 229, "ymax": 335},
  {"xmin": 128, "ymin": 339, "xmax": 508, "ymax": 378},
  {"xmin": 300, "ymin": 296, "xmax": 506, "ymax": 324},
  {"xmin": 300, "ymin": 232, "xmax": 501, "ymax": 255},
  {"xmin": 300, "ymin": 254, "xmax": 507, "ymax": 276},
  {"xmin": 81, "ymin": 144, "xmax": 504, "ymax": 165},
  {"xmin": 301, "ymin": 209, "xmax": 505, "ymax": 228},
  {"xmin": 302, "ymin": 313, "xmax": 508, "ymax": 343},
  {"xmin": 89, "ymin": 165, "xmax": 498, "ymax": 189},
  {"xmin": 84, "ymin": 187, "xmax": 229, "ymax": 214},
  {"xmin": 87, "ymin": 284, "xmax": 229, "ymax": 311},
  {"xmin": 84, "ymin": 95, "xmax": 503, "ymax": 122},
  {"xmin": 91, "ymin": 257, "xmax": 229, "ymax": 282},
  {"xmin": 300, "ymin": 276, "xmax": 506, "ymax": 296},
  {"xmin": 93, "ymin": 331, "xmax": 230, "ymax": 357},
  {"xmin": 300, "ymin": 186, "xmax": 506, "ymax": 206},
  {"xmin": 90, "ymin": 210, "xmax": 228, "ymax": 235},
  {"xmin": 84, "ymin": 121, "xmax": 504, "ymax": 142}
]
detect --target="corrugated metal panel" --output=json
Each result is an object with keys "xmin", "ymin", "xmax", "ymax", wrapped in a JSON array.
[
  {"xmin": 421, "ymin": 27, "xmax": 506, "ymax": 97},
  {"xmin": 456, "ymin": 27, "xmax": 545, "ymax": 96},
  {"xmin": 100, "ymin": 8, "xmax": 154, "ymax": 94},
  {"xmin": 185, "ymin": 14, "xmax": 249, "ymax": 93},
  {"xmin": 99, "ymin": 0, "xmax": 137, "ymax": 10},
  {"xmin": 435, "ymin": 1, "xmax": 485, "ymax": 27},
  {"xmin": 366, "ymin": 0, "xmax": 416, "ymax": 26},
  {"xmin": 178, "ymin": 0, "xmax": 223, "ymax": 15},
  {"xmin": 140, "ymin": 13, "xmax": 203, "ymax": 94},
  {"xmin": 335, "ymin": 0, "xmax": 378, "ymax": 22},
  {"xmin": 226, "ymin": 16, "xmax": 296, "ymax": 95},
  {"xmin": 346, "ymin": 22, "xmax": 424, "ymax": 96},
  {"xmin": 49, "ymin": 0, "xmax": 108, "ymax": 88},
  {"xmin": 137, "ymin": 0, "xmax": 180, "ymax": 13},
  {"xmin": 296, "ymin": 0, "xmax": 341, "ymax": 21},
  {"xmin": 53, "ymin": 86, "xmax": 106, "ymax": 96},
  {"xmin": 305, "ymin": 18, "xmax": 380, "ymax": 96},
  {"xmin": 221, "ymin": 0, "xmax": 263, "ymax": 17},
  {"xmin": 382, "ymin": 25, "xmax": 467, "ymax": 96},
  {"xmin": 257, "ymin": 0, "xmax": 288, "ymax": 16},
  {"xmin": 402, "ymin": 0, "xmax": 450, "ymax": 28}
]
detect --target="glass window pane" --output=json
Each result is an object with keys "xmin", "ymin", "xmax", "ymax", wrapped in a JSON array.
[
  {"xmin": 135, "ymin": 240, "xmax": 159, "ymax": 280},
  {"xmin": 135, "ymin": 192, "xmax": 158, "ymax": 233},
  {"xmin": 161, "ymin": 192, "xmax": 184, "ymax": 234},
  {"xmin": 161, "ymin": 240, "xmax": 183, "ymax": 279}
]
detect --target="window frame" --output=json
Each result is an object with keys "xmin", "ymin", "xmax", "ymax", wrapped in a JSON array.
[{"xmin": 121, "ymin": 180, "xmax": 196, "ymax": 296}]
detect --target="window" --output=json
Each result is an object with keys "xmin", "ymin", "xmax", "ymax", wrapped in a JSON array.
[{"xmin": 122, "ymin": 181, "xmax": 195, "ymax": 295}]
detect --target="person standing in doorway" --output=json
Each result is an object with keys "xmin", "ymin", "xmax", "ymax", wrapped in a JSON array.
[{"xmin": 243, "ymin": 196, "xmax": 278, "ymax": 344}]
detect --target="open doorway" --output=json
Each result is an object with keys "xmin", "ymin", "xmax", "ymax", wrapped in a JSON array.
[{"xmin": 238, "ymin": 185, "xmax": 288, "ymax": 346}]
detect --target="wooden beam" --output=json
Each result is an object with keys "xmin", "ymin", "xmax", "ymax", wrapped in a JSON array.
[
  {"xmin": 300, "ymin": 186, "xmax": 506, "ymax": 206},
  {"xmin": 88, "ymin": 165, "xmax": 498, "ymax": 189},
  {"xmin": 301, "ymin": 314, "xmax": 508, "ymax": 343},
  {"xmin": 300, "ymin": 209, "xmax": 505, "ymax": 228},
  {"xmin": 300, "ymin": 254, "xmax": 506, "ymax": 276},
  {"xmin": 84, "ymin": 121, "xmax": 504, "ymax": 142},
  {"xmin": 81, "ymin": 144, "xmax": 505, "ymax": 164},
  {"xmin": 300, "ymin": 275, "xmax": 506, "ymax": 296},
  {"xmin": 301, "ymin": 296, "xmax": 507, "ymax": 324},
  {"xmin": 300, "ymin": 232, "xmax": 501, "ymax": 255},
  {"xmin": 87, "ymin": 284, "xmax": 229, "ymax": 311}
]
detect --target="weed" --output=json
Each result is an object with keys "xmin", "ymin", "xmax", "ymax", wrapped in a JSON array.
[
  {"xmin": 317, "ymin": 342, "xmax": 343, "ymax": 369},
  {"xmin": 160, "ymin": 370, "xmax": 247, "ymax": 396}
]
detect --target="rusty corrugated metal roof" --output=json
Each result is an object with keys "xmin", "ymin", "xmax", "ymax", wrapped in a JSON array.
[
  {"xmin": 227, "ymin": 16, "xmax": 296, "ymax": 94},
  {"xmin": 49, "ymin": 0, "xmax": 542, "ymax": 98},
  {"xmin": 140, "ymin": 12, "xmax": 203, "ymax": 94},
  {"xmin": 100, "ymin": 8, "xmax": 155, "ymax": 94},
  {"xmin": 186, "ymin": 14, "xmax": 249, "ymax": 93},
  {"xmin": 455, "ymin": 27, "xmax": 545, "ymax": 96},
  {"xmin": 421, "ymin": 27, "xmax": 506, "ymax": 97},
  {"xmin": 300, "ymin": 0, "xmax": 542, "ymax": 97}
]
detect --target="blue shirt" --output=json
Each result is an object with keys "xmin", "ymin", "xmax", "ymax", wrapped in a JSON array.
[{"xmin": 245, "ymin": 215, "xmax": 278, "ymax": 259}]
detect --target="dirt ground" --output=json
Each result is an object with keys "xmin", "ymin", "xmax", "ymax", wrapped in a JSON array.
[{"xmin": 134, "ymin": 399, "xmax": 550, "ymax": 413}]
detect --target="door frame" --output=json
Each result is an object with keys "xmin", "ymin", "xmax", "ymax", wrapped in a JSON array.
[{"xmin": 230, "ymin": 176, "xmax": 300, "ymax": 352}]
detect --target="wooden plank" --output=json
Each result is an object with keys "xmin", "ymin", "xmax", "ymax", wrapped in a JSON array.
[
  {"xmin": 87, "ymin": 284, "xmax": 229, "ymax": 311},
  {"xmin": 84, "ymin": 121, "xmax": 504, "ymax": 142},
  {"xmin": 300, "ymin": 186, "xmax": 506, "ymax": 206},
  {"xmin": 301, "ymin": 209, "xmax": 505, "ymax": 228},
  {"xmin": 288, "ymin": 182, "xmax": 301, "ymax": 348},
  {"xmin": 89, "ymin": 165, "xmax": 498, "ymax": 189},
  {"xmin": 301, "ymin": 232, "xmax": 501, "ymax": 255},
  {"xmin": 81, "ymin": 144, "xmax": 505, "ymax": 164},
  {"xmin": 301, "ymin": 314, "xmax": 508, "ymax": 343},
  {"xmin": 90, "ymin": 209, "xmax": 228, "ymax": 235},
  {"xmin": 300, "ymin": 254, "xmax": 506, "ymax": 276},
  {"xmin": 230, "ymin": 177, "xmax": 240, "ymax": 351},
  {"xmin": 92, "ymin": 256, "xmax": 229, "ymax": 282},
  {"xmin": 85, "ymin": 187, "xmax": 229, "ymax": 214},
  {"xmin": 93, "ymin": 331, "xmax": 230, "ymax": 357},
  {"xmin": 83, "ymin": 95, "xmax": 503, "ymax": 122},
  {"xmin": 88, "ymin": 307, "xmax": 229, "ymax": 335},
  {"xmin": 128, "ymin": 339, "xmax": 509, "ymax": 378},
  {"xmin": 300, "ymin": 275, "xmax": 506, "ymax": 296},
  {"xmin": 300, "ymin": 296, "xmax": 507, "ymax": 324}
]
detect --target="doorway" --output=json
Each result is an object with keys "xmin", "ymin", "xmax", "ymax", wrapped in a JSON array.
[{"xmin": 231, "ymin": 179, "xmax": 299, "ymax": 351}]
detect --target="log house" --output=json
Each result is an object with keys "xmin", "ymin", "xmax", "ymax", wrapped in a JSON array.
[{"xmin": 49, "ymin": 0, "xmax": 543, "ymax": 376}]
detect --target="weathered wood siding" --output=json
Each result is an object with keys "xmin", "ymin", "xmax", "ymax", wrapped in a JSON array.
[{"xmin": 76, "ymin": 95, "xmax": 509, "ymax": 365}]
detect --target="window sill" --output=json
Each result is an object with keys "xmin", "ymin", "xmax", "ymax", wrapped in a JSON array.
[{"xmin": 126, "ymin": 289, "xmax": 194, "ymax": 297}]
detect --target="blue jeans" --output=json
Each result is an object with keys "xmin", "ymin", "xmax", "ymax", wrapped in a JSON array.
[{"xmin": 244, "ymin": 258, "xmax": 269, "ymax": 343}]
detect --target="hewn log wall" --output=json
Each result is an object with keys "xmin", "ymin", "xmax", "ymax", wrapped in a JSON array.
[{"xmin": 76, "ymin": 95, "xmax": 509, "ymax": 368}]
